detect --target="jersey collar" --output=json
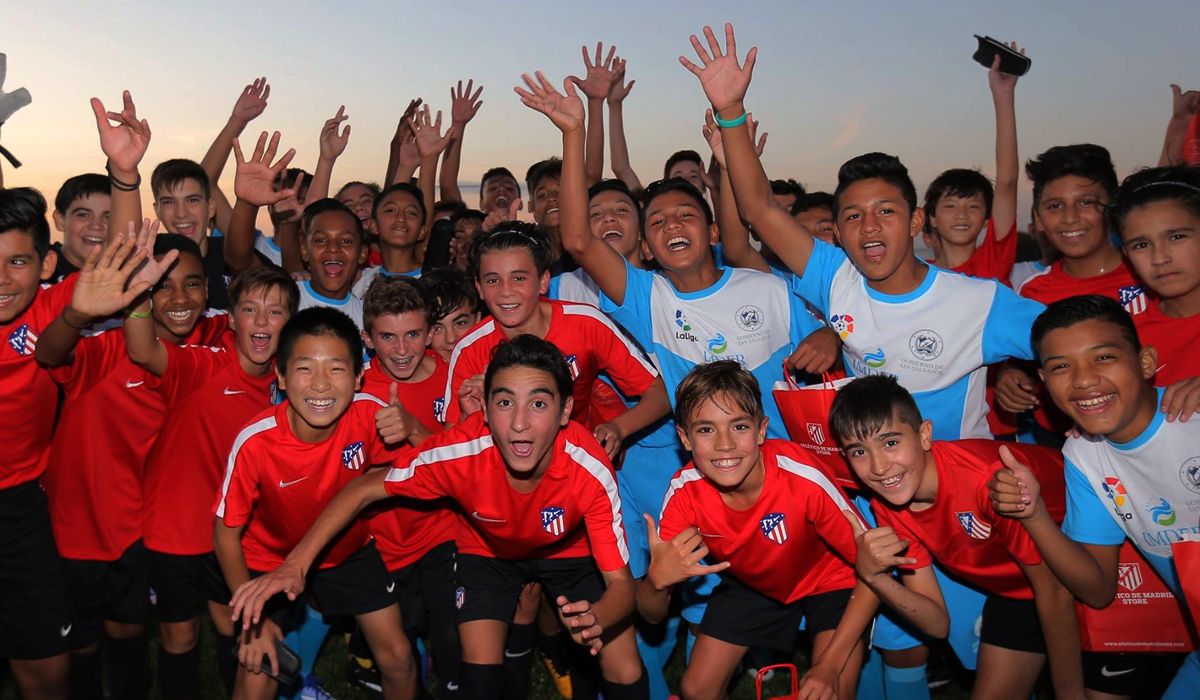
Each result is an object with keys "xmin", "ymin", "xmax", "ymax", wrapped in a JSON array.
[
  {"xmin": 1107, "ymin": 387, "xmax": 1166, "ymax": 451},
  {"xmin": 862, "ymin": 259, "xmax": 936, "ymax": 304}
]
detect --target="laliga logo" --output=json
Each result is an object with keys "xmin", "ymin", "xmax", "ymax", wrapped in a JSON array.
[{"xmin": 829, "ymin": 314, "xmax": 854, "ymax": 339}]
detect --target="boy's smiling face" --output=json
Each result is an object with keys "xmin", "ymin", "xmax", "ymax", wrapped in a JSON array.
[
  {"xmin": 835, "ymin": 178, "xmax": 923, "ymax": 284},
  {"xmin": 481, "ymin": 175, "xmax": 520, "ymax": 214},
  {"xmin": 1038, "ymin": 319, "xmax": 1158, "ymax": 443},
  {"xmin": 54, "ymin": 193, "xmax": 112, "ymax": 267},
  {"xmin": 278, "ymin": 333, "xmax": 361, "ymax": 441},
  {"xmin": 677, "ymin": 393, "xmax": 768, "ymax": 493},
  {"xmin": 532, "ymin": 176, "xmax": 561, "ymax": 229},
  {"xmin": 589, "ymin": 189, "xmax": 642, "ymax": 261},
  {"xmin": 363, "ymin": 311, "xmax": 430, "ymax": 382},
  {"xmin": 641, "ymin": 190, "xmax": 719, "ymax": 275},
  {"xmin": 373, "ymin": 190, "xmax": 423, "ymax": 251},
  {"xmin": 475, "ymin": 248, "xmax": 548, "ymax": 332},
  {"xmin": 929, "ymin": 193, "xmax": 987, "ymax": 247},
  {"xmin": 484, "ymin": 366, "xmax": 572, "ymax": 477},
  {"xmin": 1121, "ymin": 201, "xmax": 1200, "ymax": 302},
  {"xmin": 302, "ymin": 210, "xmax": 367, "ymax": 298},
  {"xmin": 429, "ymin": 302, "xmax": 480, "ymax": 362},
  {"xmin": 150, "ymin": 252, "xmax": 208, "ymax": 342},
  {"xmin": 1035, "ymin": 175, "xmax": 1110, "ymax": 260},
  {"xmin": 838, "ymin": 416, "xmax": 934, "ymax": 508},
  {"xmin": 231, "ymin": 285, "xmax": 290, "ymax": 368},
  {"xmin": 0, "ymin": 230, "xmax": 54, "ymax": 324},
  {"xmin": 339, "ymin": 184, "xmax": 376, "ymax": 228},
  {"xmin": 154, "ymin": 179, "xmax": 215, "ymax": 245}
]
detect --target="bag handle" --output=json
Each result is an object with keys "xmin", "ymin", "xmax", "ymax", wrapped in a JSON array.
[{"xmin": 782, "ymin": 361, "xmax": 837, "ymax": 391}]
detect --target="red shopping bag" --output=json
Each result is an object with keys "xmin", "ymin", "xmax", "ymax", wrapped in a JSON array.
[
  {"xmin": 1171, "ymin": 538, "xmax": 1200, "ymax": 632},
  {"xmin": 1076, "ymin": 541, "xmax": 1197, "ymax": 653},
  {"xmin": 772, "ymin": 370, "xmax": 857, "ymax": 488},
  {"xmin": 755, "ymin": 663, "xmax": 798, "ymax": 700}
]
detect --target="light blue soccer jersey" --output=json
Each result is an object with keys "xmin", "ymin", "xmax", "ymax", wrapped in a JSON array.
[
  {"xmin": 600, "ymin": 259, "xmax": 822, "ymax": 441},
  {"xmin": 1062, "ymin": 388, "xmax": 1200, "ymax": 595},
  {"xmin": 352, "ymin": 265, "xmax": 421, "ymax": 299},
  {"xmin": 793, "ymin": 240, "xmax": 1044, "ymax": 441}
]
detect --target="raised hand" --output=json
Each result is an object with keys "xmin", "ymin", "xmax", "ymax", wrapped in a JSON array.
[
  {"xmin": 91, "ymin": 90, "xmax": 151, "ymax": 176},
  {"xmin": 987, "ymin": 42, "xmax": 1025, "ymax": 94},
  {"xmin": 232, "ymin": 77, "xmax": 270, "ymax": 125},
  {"xmin": 125, "ymin": 218, "xmax": 176, "ymax": 296},
  {"xmin": 233, "ymin": 131, "xmax": 298, "ymax": 207},
  {"xmin": 1171, "ymin": 84, "xmax": 1200, "ymax": 121},
  {"xmin": 515, "ymin": 71, "xmax": 585, "ymax": 134},
  {"xmin": 413, "ymin": 105, "xmax": 452, "ymax": 159},
  {"xmin": 376, "ymin": 382, "xmax": 416, "ymax": 445},
  {"xmin": 988, "ymin": 446, "xmax": 1040, "ymax": 519},
  {"xmin": 606, "ymin": 57, "xmax": 634, "ymax": 105},
  {"xmin": 391, "ymin": 98, "xmax": 422, "ymax": 146},
  {"xmin": 458, "ymin": 373, "xmax": 485, "ymax": 416},
  {"xmin": 557, "ymin": 596, "xmax": 604, "ymax": 654},
  {"xmin": 229, "ymin": 560, "xmax": 307, "ymax": 629},
  {"xmin": 270, "ymin": 170, "xmax": 305, "ymax": 224},
  {"xmin": 481, "ymin": 198, "xmax": 523, "ymax": 232},
  {"xmin": 844, "ymin": 510, "xmax": 918, "ymax": 581},
  {"xmin": 69, "ymin": 230, "xmax": 165, "ymax": 320},
  {"xmin": 680, "ymin": 24, "xmax": 757, "ymax": 113},
  {"xmin": 702, "ymin": 108, "xmax": 766, "ymax": 169},
  {"xmin": 644, "ymin": 514, "xmax": 730, "ymax": 592},
  {"xmin": 571, "ymin": 42, "xmax": 620, "ymax": 100},
  {"xmin": 319, "ymin": 106, "xmax": 351, "ymax": 160},
  {"xmin": 450, "ymin": 79, "xmax": 484, "ymax": 127}
]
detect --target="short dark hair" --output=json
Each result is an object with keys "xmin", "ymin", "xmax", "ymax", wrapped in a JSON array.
[
  {"xmin": 527, "ymin": 158, "xmax": 562, "ymax": 197},
  {"xmin": 589, "ymin": 179, "xmax": 640, "ymax": 212},
  {"xmin": 151, "ymin": 159, "xmax": 211, "ymax": 200},
  {"xmin": 153, "ymin": 233, "xmax": 203, "ymax": 262},
  {"xmin": 1031, "ymin": 295, "xmax": 1140, "ymax": 362},
  {"xmin": 277, "ymin": 306, "xmax": 364, "ymax": 376},
  {"xmin": 663, "ymin": 150, "xmax": 704, "ymax": 179},
  {"xmin": 828, "ymin": 375, "xmax": 924, "ymax": 443},
  {"xmin": 480, "ymin": 167, "xmax": 520, "ymax": 197},
  {"xmin": 791, "ymin": 191, "xmax": 835, "ymax": 217},
  {"xmin": 302, "ymin": 198, "xmax": 364, "ymax": 244},
  {"xmin": 418, "ymin": 267, "xmax": 481, "ymax": 322},
  {"xmin": 1110, "ymin": 165, "xmax": 1200, "ymax": 239},
  {"xmin": 771, "ymin": 179, "xmax": 806, "ymax": 200},
  {"xmin": 449, "ymin": 208, "xmax": 486, "ymax": 230},
  {"xmin": 335, "ymin": 181, "xmax": 381, "ymax": 200},
  {"xmin": 54, "ymin": 174, "xmax": 110, "ymax": 214},
  {"xmin": 0, "ymin": 187, "xmax": 52, "ymax": 259},
  {"xmin": 468, "ymin": 222, "xmax": 554, "ymax": 280},
  {"xmin": 674, "ymin": 360, "xmax": 764, "ymax": 430},
  {"xmin": 363, "ymin": 275, "xmax": 431, "ymax": 332},
  {"xmin": 642, "ymin": 178, "xmax": 714, "ymax": 228},
  {"xmin": 228, "ymin": 266, "xmax": 300, "ymax": 318},
  {"xmin": 483, "ymin": 334, "xmax": 572, "ymax": 408},
  {"xmin": 834, "ymin": 152, "xmax": 918, "ymax": 216},
  {"xmin": 371, "ymin": 183, "xmax": 427, "ymax": 226},
  {"xmin": 1025, "ymin": 144, "xmax": 1117, "ymax": 209},
  {"xmin": 923, "ymin": 169, "xmax": 994, "ymax": 230},
  {"xmin": 433, "ymin": 199, "xmax": 467, "ymax": 220}
]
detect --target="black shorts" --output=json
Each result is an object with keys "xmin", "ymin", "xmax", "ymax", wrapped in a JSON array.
[
  {"xmin": 64, "ymin": 540, "xmax": 151, "ymax": 648},
  {"xmin": 978, "ymin": 594, "xmax": 1045, "ymax": 654},
  {"xmin": 389, "ymin": 540, "xmax": 457, "ymax": 634},
  {"xmin": 1082, "ymin": 652, "xmax": 1188, "ymax": 696},
  {"xmin": 699, "ymin": 575, "xmax": 853, "ymax": 651},
  {"xmin": 0, "ymin": 480, "xmax": 72, "ymax": 660},
  {"xmin": 147, "ymin": 549, "xmax": 232, "ymax": 623},
  {"xmin": 453, "ymin": 554, "xmax": 605, "ymax": 626},
  {"xmin": 253, "ymin": 542, "xmax": 397, "ymax": 634}
]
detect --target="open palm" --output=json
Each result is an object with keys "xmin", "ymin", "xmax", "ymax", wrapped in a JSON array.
[
  {"xmin": 234, "ymin": 131, "xmax": 297, "ymax": 207},
  {"xmin": 413, "ymin": 105, "xmax": 452, "ymax": 158},
  {"xmin": 233, "ymin": 77, "xmax": 270, "ymax": 123},
  {"xmin": 450, "ymin": 79, "xmax": 484, "ymax": 125},
  {"xmin": 680, "ymin": 24, "xmax": 757, "ymax": 113},
  {"xmin": 573, "ymin": 42, "xmax": 619, "ymax": 100},
  {"xmin": 515, "ymin": 72, "xmax": 585, "ymax": 134}
]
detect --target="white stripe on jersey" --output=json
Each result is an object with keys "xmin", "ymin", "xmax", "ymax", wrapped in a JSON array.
[
  {"xmin": 216, "ymin": 414, "xmax": 278, "ymax": 517},
  {"xmin": 439, "ymin": 319, "xmax": 499, "ymax": 422},
  {"xmin": 565, "ymin": 440, "xmax": 630, "ymax": 565},
  {"xmin": 777, "ymin": 455, "xmax": 865, "ymax": 529},
  {"xmin": 658, "ymin": 467, "xmax": 705, "ymax": 520},
  {"xmin": 385, "ymin": 434, "xmax": 494, "ymax": 484},
  {"xmin": 559, "ymin": 301, "xmax": 658, "ymax": 378}
]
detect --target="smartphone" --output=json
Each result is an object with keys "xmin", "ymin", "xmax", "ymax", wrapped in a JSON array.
[
  {"xmin": 973, "ymin": 35, "xmax": 1031, "ymax": 76},
  {"xmin": 232, "ymin": 639, "xmax": 302, "ymax": 687}
]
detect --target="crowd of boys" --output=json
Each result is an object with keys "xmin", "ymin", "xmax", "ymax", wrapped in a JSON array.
[{"xmin": 1, "ymin": 22, "xmax": 1200, "ymax": 700}]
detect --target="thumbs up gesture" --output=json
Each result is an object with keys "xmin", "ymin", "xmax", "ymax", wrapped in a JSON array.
[
  {"xmin": 376, "ymin": 382, "xmax": 418, "ymax": 445},
  {"xmin": 643, "ymin": 513, "xmax": 731, "ymax": 593},
  {"xmin": 987, "ymin": 445, "xmax": 1040, "ymax": 520},
  {"xmin": 843, "ymin": 510, "xmax": 918, "ymax": 582}
]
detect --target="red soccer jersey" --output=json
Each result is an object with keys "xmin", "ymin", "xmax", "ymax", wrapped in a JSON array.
[
  {"xmin": 440, "ymin": 299, "xmax": 657, "ymax": 424},
  {"xmin": 142, "ymin": 338, "xmax": 277, "ymax": 555},
  {"xmin": 360, "ymin": 355, "xmax": 457, "ymax": 570},
  {"xmin": 658, "ymin": 440, "xmax": 861, "ymax": 605},
  {"xmin": 217, "ymin": 397, "xmax": 392, "ymax": 572},
  {"xmin": 0, "ymin": 276, "xmax": 76, "ymax": 491},
  {"xmin": 383, "ymin": 412, "xmax": 629, "ymax": 572},
  {"xmin": 948, "ymin": 219, "xmax": 1019, "ymax": 284},
  {"xmin": 1133, "ymin": 299, "xmax": 1200, "ymax": 387},
  {"xmin": 871, "ymin": 440, "xmax": 1066, "ymax": 600},
  {"xmin": 41, "ymin": 316, "xmax": 228, "ymax": 560}
]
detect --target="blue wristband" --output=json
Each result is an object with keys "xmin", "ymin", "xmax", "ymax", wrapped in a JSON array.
[{"xmin": 713, "ymin": 110, "xmax": 748, "ymax": 129}]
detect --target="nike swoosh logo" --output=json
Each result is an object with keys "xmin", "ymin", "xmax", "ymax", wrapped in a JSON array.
[
  {"xmin": 472, "ymin": 511, "xmax": 506, "ymax": 523},
  {"xmin": 224, "ymin": 388, "xmax": 246, "ymax": 395},
  {"xmin": 386, "ymin": 581, "xmax": 395, "ymax": 593},
  {"xmin": 61, "ymin": 624, "xmax": 72, "ymax": 637},
  {"xmin": 504, "ymin": 649, "xmax": 532, "ymax": 658},
  {"xmin": 125, "ymin": 380, "xmax": 144, "ymax": 388},
  {"xmin": 1100, "ymin": 666, "xmax": 1136, "ymax": 677},
  {"xmin": 278, "ymin": 477, "xmax": 308, "ymax": 488},
  {"xmin": 446, "ymin": 683, "xmax": 459, "ymax": 691}
]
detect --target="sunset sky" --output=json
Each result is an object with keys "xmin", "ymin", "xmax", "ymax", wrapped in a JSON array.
[{"xmin": 3, "ymin": 0, "xmax": 1197, "ymax": 232}]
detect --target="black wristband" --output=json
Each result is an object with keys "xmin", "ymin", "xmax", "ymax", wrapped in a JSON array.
[
  {"xmin": 59, "ymin": 308, "xmax": 91, "ymax": 331},
  {"xmin": 106, "ymin": 162, "xmax": 141, "ymax": 191}
]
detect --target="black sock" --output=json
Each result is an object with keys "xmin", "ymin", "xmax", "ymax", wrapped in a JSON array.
[
  {"xmin": 503, "ymin": 623, "xmax": 536, "ymax": 700},
  {"xmin": 215, "ymin": 633, "xmax": 238, "ymax": 695},
  {"xmin": 68, "ymin": 650, "xmax": 102, "ymax": 700},
  {"xmin": 535, "ymin": 627, "xmax": 572, "ymax": 675},
  {"xmin": 601, "ymin": 670, "xmax": 650, "ymax": 700},
  {"xmin": 106, "ymin": 634, "xmax": 149, "ymax": 699},
  {"xmin": 157, "ymin": 646, "xmax": 200, "ymax": 700},
  {"xmin": 568, "ymin": 641, "xmax": 601, "ymax": 700},
  {"xmin": 460, "ymin": 662, "xmax": 504, "ymax": 700}
]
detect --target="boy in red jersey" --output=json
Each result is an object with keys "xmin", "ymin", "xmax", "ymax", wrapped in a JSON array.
[
  {"xmin": 230, "ymin": 335, "xmax": 650, "ymax": 700},
  {"xmin": 640, "ymin": 361, "xmax": 873, "ymax": 700},
  {"xmin": 419, "ymin": 267, "xmax": 481, "ymax": 363},
  {"xmin": 36, "ymin": 228, "xmax": 227, "ymax": 700},
  {"xmin": 1110, "ymin": 166, "xmax": 1200, "ymax": 389},
  {"xmin": 441, "ymin": 224, "xmax": 670, "ymax": 462},
  {"xmin": 215, "ymin": 307, "xmax": 419, "ymax": 700},
  {"xmin": 828, "ymin": 375, "xmax": 1085, "ymax": 700}
]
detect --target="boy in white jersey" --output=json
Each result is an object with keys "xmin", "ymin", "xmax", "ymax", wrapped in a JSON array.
[{"xmin": 990, "ymin": 295, "xmax": 1200, "ymax": 699}]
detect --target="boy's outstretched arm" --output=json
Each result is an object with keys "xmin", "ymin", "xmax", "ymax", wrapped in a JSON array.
[
  {"xmin": 386, "ymin": 98, "xmax": 421, "ymax": 188},
  {"xmin": 441, "ymin": 82, "xmax": 482, "ymax": 203},
  {"xmin": 988, "ymin": 47, "xmax": 1022, "ymax": 240},
  {"xmin": 703, "ymin": 109, "xmax": 771, "ymax": 273},
  {"xmin": 1159, "ymin": 84, "xmax": 1200, "ymax": 167},
  {"xmin": 800, "ymin": 579, "xmax": 879, "ymax": 699},
  {"xmin": 606, "ymin": 58, "xmax": 642, "ymax": 192},
  {"xmin": 307, "ymin": 106, "xmax": 350, "ymax": 205},
  {"xmin": 572, "ymin": 43, "xmax": 619, "ymax": 187},
  {"xmin": 201, "ymin": 78, "xmax": 269, "ymax": 234},
  {"xmin": 681, "ymin": 24, "xmax": 816, "ymax": 278},
  {"xmin": 92, "ymin": 90, "xmax": 150, "ymax": 246},
  {"xmin": 1021, "ymin": 560, "xmax": 1086, "ymax": 699},
  {"xmin": 516, "ymin": 70, "xmax": 630, "ymax": 304},
  {"xmin": 637, "ymin": 514, "xmax": 730, "ymax": 624},
  {"xmin": 225, "ymin": 131, "xmax": 297, "ymax": 274},
  {"xmin": 595, "ymin": 376, "xmax": 671, "ymax": 461},
  {"xmin": 413, "ymin": 105, "xmax": 453, "ymax": 241}
]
